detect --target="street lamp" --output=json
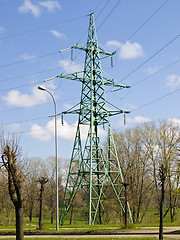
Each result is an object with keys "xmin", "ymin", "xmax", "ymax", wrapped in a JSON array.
[{"xmin": 38, "ymin": 86, "xmax": 59, "ymax": 231}]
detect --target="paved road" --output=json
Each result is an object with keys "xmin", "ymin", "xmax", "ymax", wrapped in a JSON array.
[
  {"xmin": 0, "ymin": 234, "xmax": 180, "ymax": 239},
  {"xmin": 0, "ymin": 227, "xmax": 179, "ymax": 239}
]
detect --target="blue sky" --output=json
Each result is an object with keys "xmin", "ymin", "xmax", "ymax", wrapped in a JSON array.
[{"xmin": 1, "ymin": 0, "xmax": 180, "ymax": 160}]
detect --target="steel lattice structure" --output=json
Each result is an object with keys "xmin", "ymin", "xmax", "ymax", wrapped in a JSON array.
[{"xmin": 50, "ymin": 13, "xmax": 133, "ymax": 225}]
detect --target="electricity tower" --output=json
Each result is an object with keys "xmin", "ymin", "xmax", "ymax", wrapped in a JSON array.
[{"xmin": 50, "ymin": 13, "xmax": 133, "ymax": 225}]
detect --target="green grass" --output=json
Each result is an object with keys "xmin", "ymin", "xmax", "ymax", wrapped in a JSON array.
[
  {"xmin": 0, "ymin": 206, "xmax": 179, "ymax": 229},
  {"xmin": 0, "ymin": 208, "xmax": 179, "ymax": 238}
]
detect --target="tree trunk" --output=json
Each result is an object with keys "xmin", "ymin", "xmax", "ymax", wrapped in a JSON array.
[
  {"xmin": 16, "ymin": 206, "xmax": 24, "ymax": 240},
  {"xmin": 29, "ymin": 204, "xmax": 33, "ymax": 222},
  {"xmin": 51, "ymin": 210, "xmax": 54, "ymax": 224},
  {"xmin": 38, "ymin": 177, "xmax": 48, "ymax": 230},
  {"xmin": 124, "ymin": 183, "xmax": 128, "ymax": 228},
  {"xmin": 70, "ymin": 205, "xmax": 74, "ymax": 225},
  {"xmin": 39, "ymin": 186, "xmax": 43, "ymax": 230},
  {"xmin": 159, "ymin": 169, "xmax": 165, "ymax": 240}
]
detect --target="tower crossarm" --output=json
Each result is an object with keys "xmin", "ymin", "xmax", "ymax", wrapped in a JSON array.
[
  {"xmin": 44, "ymin": 73, "xmax": 131, "ymax": 92},
  {"xmin": 54, "ymin": 106, "xmax": 130, "ymax": 123},
  {"xmin": 108, "ymin": 110, "xmax": 130, "ymax": 117},
  {"xmin": 103, "ymin": 77, "xmax": 131, "ymax": 90},
  {"xmin": 44, "ymin": 72, "xmax": 84, "ymax": 83},
  {"xmin": 72, "ymin": 43, "xmax": 116, "ymax": 57}
]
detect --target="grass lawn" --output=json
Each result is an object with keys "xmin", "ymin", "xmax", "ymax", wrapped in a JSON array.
[{"xmin": 0, "ymin": 209, "xmax": 179, "ymax": 239}]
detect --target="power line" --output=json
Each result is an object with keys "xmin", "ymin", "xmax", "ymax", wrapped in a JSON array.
[
  {"xmin": 0, "ymin": 0, "xmax": 122, "ymax": 83},
  {"xmin": 93, "ymin": 0, "xmax": 108, "ymax": 14},
  {"xmin": 57, "ymin": 0, "xmax": 121, "ymax": 81},
  {"xmin": 132, "ymin": 58, "xmax": 180, "ymax": 87},
  {"xmin": 9, "ymin": 87, "xmax": 180, "ymax": 135},
  {"xmin": 57, "ymin": 0, "xmax": 121, "ymax": 77},
  {"xmin": 0, "ymin": 15, "xmax": 87, "ymax": 41},
  {"xmin": 119, "ymin": 0, "xmax": 169, "ymax": 45},
  {"xmin": 0, "ymin": 1, "xmax": 118, "ymax": 93},
  {"xmin": 0, "ymin": 51, "xmax": 59, "ymax": 69},
  {"xmin": 0, "ymin": 96, "xmax": 78, "ymax": 114},
  {"xmin": 5, "ymin": 86, "xmax": 180, "ymax": 136},
  {"xmin": 119, "ymin": 33, "xmax": 180, "ymax": 83},
  {"xmin": 103, "ymin": 0, "xmax": 170, "ymax": 92},
  {"xmin": 107, "ymin": 34, "xmax": 180, "ymax": 93},
  {"xmin": 5, "ymin": 124, "xmax": 58, "ymax": 137},
  {"xmin": 0, "ymin": 0, "xmax": 119, "ymax": 73},
  {"xmin": 113, "ymin": 86, "xmax": 180, "ymax": 131},
  {"xmin": 0, "ymin": 66, "xmax": 61, "ymax": 83},
  {"xmin": 0, "ymin": 81, "xmax": 43, "ymax": 93},
  {"xmin": 96, "ymin": 0, "xmax": 124, "ymax": 32},
  {"xmin": 132, "ymin": 87, "xmax": 180, "ymax": 113},
  {"xmin": 95, "ymin": 0, "xmax": 112, "ymax": 21},
  {"xmin": 4, "ymin": 116, "xmax": 49, "ymax": 126},
  {"xmin": 4, "ymin": 117, "xmax": 77, "ymax": 137}
]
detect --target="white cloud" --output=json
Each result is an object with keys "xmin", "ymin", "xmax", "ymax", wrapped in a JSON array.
[
  {"xmin": 18, "ymin": 0, "xmax": 41, "ymax": 17},
  {"xmin": 120, "ymin": 41, "xmax": 144, "ymax": 59},
  {"xmin": 126, "ymin": 115, "xmax": 151, "ymax": 125},
  {"xmin": 0, "ymin": 26, "xmax": 5, "ymax": 34},
  {"xmin": 39, "ymin": 0, "xmax": 61, "ymax": 12},
  {"xmin": 29, "ymin": 123, "xmax": 52, "ymax": 141},
  {"xmin": 29, "ymin": 119, "xmax": 79, "ymax": 141},
  {"xmin": 106, "ymin": 40, "xmax": 122, "ymax": 50},
  {"xmin": 20, "ymin": 53, "xmax": 37, "ymax": 61},
  {"xmin": 106, "ymin": 40, "xmax": 144, "ymax": 59},
  {"xmin": 58, "ymin": 59, "xmax": 83, "ymax": 73},
  {"xmin": 7, "ymin": 123, "xmax": 22, "ymax": 132},
  {"xmin": 143, "ymin": 65, "xmax": 162, "ymax": 75},
  {"xmin": 2, "ymin": 86, "xmax": 48, "ymax": 107},
  {"xmin": 50, "ymin": 30, "xmax": 65, "ymax": 39},
  {"xmin": 18, "ymin": 0, "xmax": 61, "ymax": 17},
  {"xmin": 29, "ymin": 119, "xmax": 106, "ymax": 142},
  {"xmin": 166, "ymin": 74, "xmax": 180, "ymax": 90}
]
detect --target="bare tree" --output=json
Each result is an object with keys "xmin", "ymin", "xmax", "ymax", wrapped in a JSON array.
[
  {"xmin": 0, "ymin": 173, "xmax": 14, "ymax": 224},
  {"xmin": 0, "ymin": 134, "xmax": 25, "ymax": 240},
  {"xmin": 38, "ymin": 176, "xmax": 48, "ymax": 230},
  {"xmin": 143, "ymin": 120, "xmax": 180, "ymax": 239},
  {"xmin": 113, "ymin": 120, "xmax": 180, "ymax": 227},
  {"xmin": 23, "ymin": 158, "xmax": 40, "ymax": 222},
  {"xmin": 114, "ymin": 126, "xmax": 153, "ymax": 223}
]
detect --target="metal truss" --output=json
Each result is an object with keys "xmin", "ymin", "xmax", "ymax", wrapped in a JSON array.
[{"xmin": 52, "ymin": 13, "xmax": 133, "ymax": 225}]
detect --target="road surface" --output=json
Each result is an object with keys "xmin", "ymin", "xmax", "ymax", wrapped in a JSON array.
[{"xmin": 0, "ymin": 226, "xmax": 179, "ymax": 239}]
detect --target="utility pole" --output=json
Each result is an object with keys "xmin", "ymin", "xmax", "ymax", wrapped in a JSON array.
[{"xmin": 45, "ymin": 13, "xmax": 133, "ymax": 225}]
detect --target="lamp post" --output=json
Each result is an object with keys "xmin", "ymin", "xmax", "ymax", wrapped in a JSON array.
[{"xmin": 38, "ymin": 86, "xmax": 59, "ymax": 231}]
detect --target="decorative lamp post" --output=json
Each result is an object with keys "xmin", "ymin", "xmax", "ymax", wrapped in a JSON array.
[{"xmin": 38, "ymin": 86, "xmax": 59, "ymax": 231}]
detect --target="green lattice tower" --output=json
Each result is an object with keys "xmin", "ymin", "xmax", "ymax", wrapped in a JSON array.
[{"xmin": 54, "ymin": 13, "xmax": 133, "ymax": 225}]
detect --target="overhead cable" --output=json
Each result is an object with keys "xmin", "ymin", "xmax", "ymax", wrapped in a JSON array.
[
  {"xmin": 132, "ymin": 58, "xmax": 180, "ymax": 87},
  {"xmin": 97, "ymin": 0, "xmax": 124, "ymax": 32},
  {"xmin": 132, "ymin": 87, "xmax": 180, "ymax": 112},
  {"xmin": 118, "ymin": 0, "xmax": 169, "ymax": 47},
  {"xmin": 119, "ymin": 33, "xmax": 180, "ymax": 83},
  {"xmin": 0, "ymin": 51, "xmax": 59, "ymax": 69},
  {"xmin": 0, "ymin": 15, "xmax": 87, "ymax": 41}
]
